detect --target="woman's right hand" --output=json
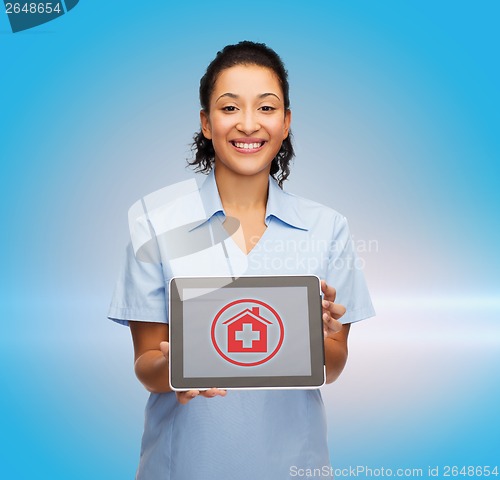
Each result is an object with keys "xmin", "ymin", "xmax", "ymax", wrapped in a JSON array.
[{"xmin": 160, "ymin": 341, "xmax": 227, "ymax": 405}]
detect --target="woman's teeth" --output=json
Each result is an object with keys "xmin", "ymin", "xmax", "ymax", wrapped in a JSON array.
[{"xmin": 233, "ymin": 142, "xmax": 263, "ymax": 149}]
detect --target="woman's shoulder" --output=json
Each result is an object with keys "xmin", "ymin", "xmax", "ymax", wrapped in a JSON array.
[{"xmin": 281, "ymin": 187, "xmax": 348, "ymax": 229}]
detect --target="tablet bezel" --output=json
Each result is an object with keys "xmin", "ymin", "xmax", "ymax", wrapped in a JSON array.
[{"xmin": 169, "ymin": 275, "xmax": 325, "ymax": 390}]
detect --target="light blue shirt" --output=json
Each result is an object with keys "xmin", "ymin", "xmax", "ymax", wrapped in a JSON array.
[{"xmin": 108, "ymin": 168, "xmax": 375, "ymax": 480}]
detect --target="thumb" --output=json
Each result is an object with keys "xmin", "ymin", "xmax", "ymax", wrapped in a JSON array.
[{"xmin": 159, "ymin": 341, "xmax": 169, "ymax": 359}]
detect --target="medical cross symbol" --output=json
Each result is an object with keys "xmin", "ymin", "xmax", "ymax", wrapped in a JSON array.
[
  {"xmin": 235, "ymin": 323, "xmax": 261, "ymax": 348},
  {"xmin": 211, "ymin": 299, "xmax": 285, "ymax": 366}
]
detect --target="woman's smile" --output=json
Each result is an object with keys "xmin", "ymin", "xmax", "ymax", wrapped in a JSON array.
[{"xmin": 230, "ymin": 138, "xmax": 267, "ymax": 153}]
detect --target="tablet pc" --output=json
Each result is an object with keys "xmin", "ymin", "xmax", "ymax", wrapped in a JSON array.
[{"xmin": 169, "ymin": 275, "xmax": 325, "ymax": 390}]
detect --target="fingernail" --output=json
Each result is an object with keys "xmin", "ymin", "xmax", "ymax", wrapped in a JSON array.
[{"xmin": 322, "ymin": 300, "xmax": 329, "ymax": 308}]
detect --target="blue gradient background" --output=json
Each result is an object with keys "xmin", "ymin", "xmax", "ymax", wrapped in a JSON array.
[{"xmin": 1, "ymin": 1, "xmax": 498, "ymax": 478}]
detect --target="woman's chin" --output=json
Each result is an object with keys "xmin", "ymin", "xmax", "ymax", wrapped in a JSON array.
[{"xmin": 215, "ymin": 158, "xmax": 273, "ymax": 178}]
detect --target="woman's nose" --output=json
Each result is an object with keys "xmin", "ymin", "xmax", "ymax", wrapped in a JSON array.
[{"xmin": 236, "ymin": 111, "xmax": 260, "ymax": 134}]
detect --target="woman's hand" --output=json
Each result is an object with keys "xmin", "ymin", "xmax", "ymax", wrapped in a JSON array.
[
  {"xmin": 130, "ymin": 322, "xmax": 227, "ymax": 402},
  {"xmin": 320, "ymin": 280, "xmax": 346, "ymax": 339},
  {"xmin": 320, "ymin": 280, "xmax": 350, "ymax": 383},
  {"xmin": 160, "ymin": 341, "xmax": 227, "ymax": 405}
]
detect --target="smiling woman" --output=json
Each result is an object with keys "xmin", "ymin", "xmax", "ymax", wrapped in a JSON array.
[
  {"xmin": 200, "ymin": 64, "xmax": 291, "ymax": 181},
  {"xmin": 189, "ymin": 41, "xmax": 295, "ymax": 187},
  {"xmin": 107, "ymin": 40, "xmax": 375, "ymax": 480}
]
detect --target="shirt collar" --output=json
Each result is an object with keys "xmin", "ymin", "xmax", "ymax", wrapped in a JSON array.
[
  {"xmin": 199, "ymin": 168, "xmax": 225, "ymax": 221},
  {"xmin": 189, "ymin": 168, "xmax": 308, "ymax": 232},
  {"xmin": 265, "ymin": 173, "xmax": 308, "ymax": 230}
]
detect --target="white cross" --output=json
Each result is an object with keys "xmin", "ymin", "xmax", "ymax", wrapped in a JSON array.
[{"xmin": 235, "ymin": 323, "xmax": 260, "ymax": 348}]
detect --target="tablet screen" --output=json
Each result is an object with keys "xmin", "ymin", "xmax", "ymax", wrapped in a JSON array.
[
  {"xmin": 169, "ymin": 276, "xmax": 325, "ymax": 389},
  {"xmin": 182, "ymin": 286, "xmax": 311, "ymax": 378}
]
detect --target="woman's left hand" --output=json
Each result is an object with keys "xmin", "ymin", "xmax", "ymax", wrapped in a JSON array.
[{"xmin": 321, "ymin": 280, "xmax": 346, "ymax": 339}]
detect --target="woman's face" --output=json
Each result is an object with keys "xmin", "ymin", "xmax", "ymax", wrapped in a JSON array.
[{"xmin": 201, "ymin": 64, "xmax": 291, "ymax": 178}]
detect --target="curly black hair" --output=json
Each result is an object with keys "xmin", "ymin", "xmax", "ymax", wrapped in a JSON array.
[{"xmin": 188, "ymin": 41, "xmax": 294, "ymax": 188}]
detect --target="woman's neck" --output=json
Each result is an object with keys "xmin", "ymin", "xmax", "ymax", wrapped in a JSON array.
[{"xmin": 214, "ymin": 161, "xmax": 269, "ymax": 213}]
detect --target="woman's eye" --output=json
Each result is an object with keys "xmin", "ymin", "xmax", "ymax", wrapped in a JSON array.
[
  {"xmin": 222, "ymin": 106, "xmax": 237, "ymax": 112},
  {"xmin": 260, "ymin": 106, "xmax": 276, "ymax": 112}
]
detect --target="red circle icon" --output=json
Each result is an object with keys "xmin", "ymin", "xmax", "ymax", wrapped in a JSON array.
[{"xmin": 211, "ymin": 299, "xmax": 284, "ymax": 367}]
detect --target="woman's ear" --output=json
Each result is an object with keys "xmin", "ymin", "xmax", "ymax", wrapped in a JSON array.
[
  {"xmin": 200, "ymin": 110, "xmax": 212, "ymax": 140},
  {"xmin": 283, "ymin": 109, "xmax": 292, "ymax": 139}
]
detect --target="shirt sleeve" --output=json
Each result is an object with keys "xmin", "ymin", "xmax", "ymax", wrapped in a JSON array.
[
  {"xmin": 107, "ymin": 241, "xmax": 168, "ymax": 327},
  {"xmin": 325, "ymin": 215, "xmax": 375, "ymax": 324}
]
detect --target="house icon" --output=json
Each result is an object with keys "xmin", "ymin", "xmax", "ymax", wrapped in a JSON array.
[{"xmin": 223, "ymin": 307, "xmax": 272, "ymax": 353}]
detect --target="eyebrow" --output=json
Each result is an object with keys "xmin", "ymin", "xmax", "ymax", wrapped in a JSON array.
[{"xmin": 215, "ymin": 92, "xmax": 282, "ymax": 103}]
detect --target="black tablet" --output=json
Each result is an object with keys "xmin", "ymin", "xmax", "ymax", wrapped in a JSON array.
[{"xmin": 169, "ymin": 275, "xmax": 325, "ymax": 390}]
